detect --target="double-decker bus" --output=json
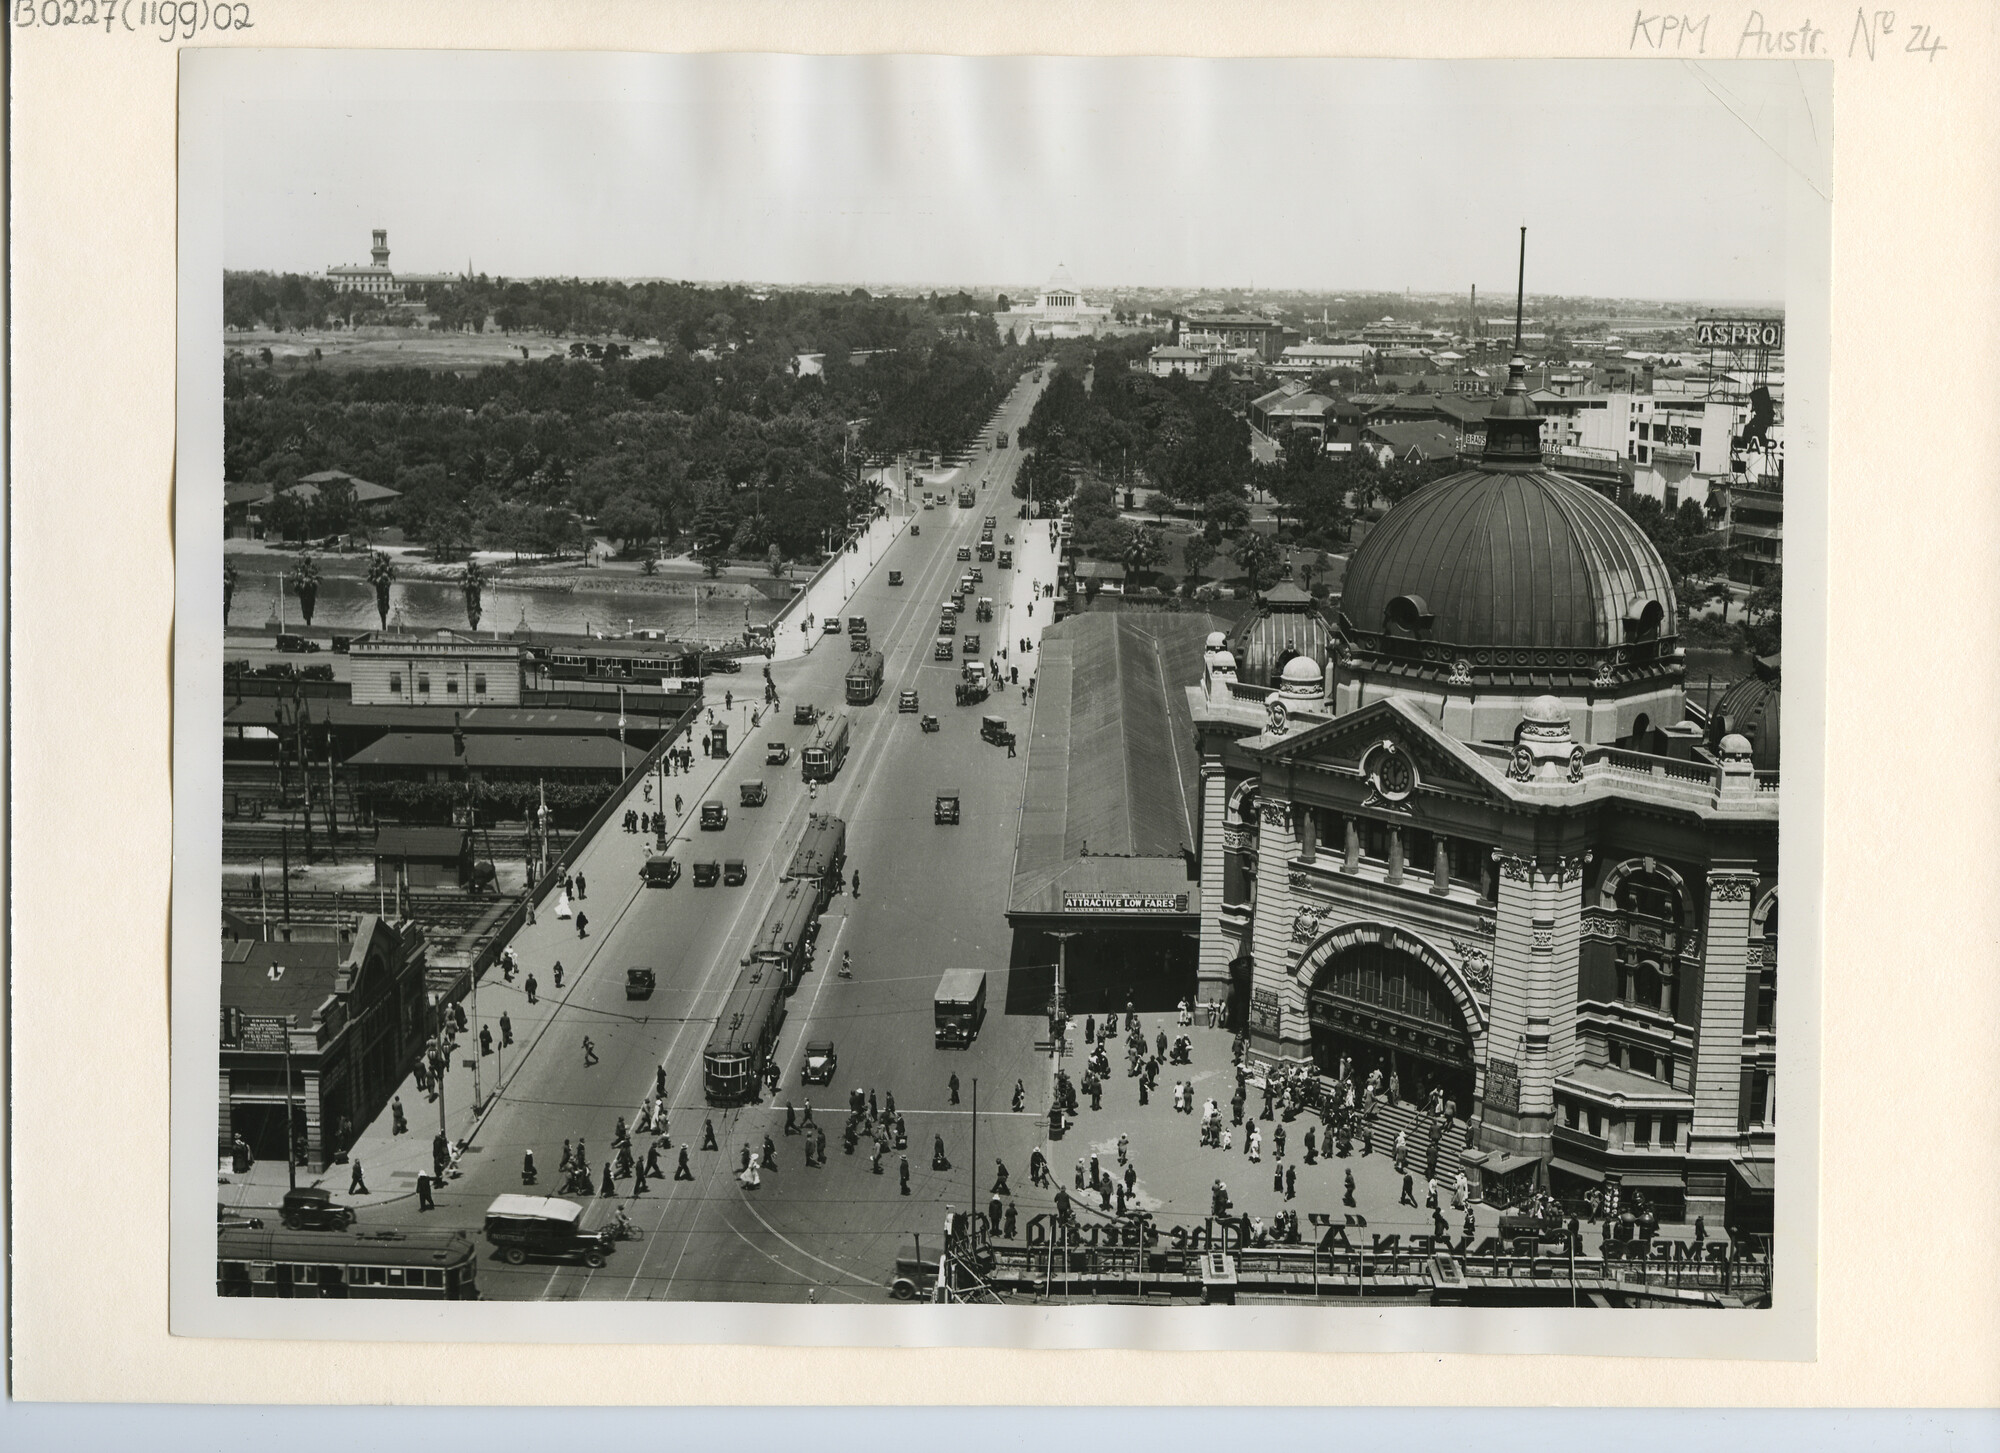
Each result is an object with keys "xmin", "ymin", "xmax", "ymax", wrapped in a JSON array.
[
  {"xmin": 703, "ymin": 960, "xmax": 788, "ymax": 1104},
  {"xmin": 748, "ymin": 878, "xmax": 823, "ymax": 990},
  {"xmin": 845, "ymin": 650, "xmax": 885, "ymax": 705},
  {"xmin": 216, "ymin": 1227, "xmax": 481, "ymax": 1300},
  {"xmin": 801, "ymin": 712, "xmax": 851, "ymax": 783}
]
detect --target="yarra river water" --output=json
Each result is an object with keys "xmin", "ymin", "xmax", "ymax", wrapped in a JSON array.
[{"xmin": 226, "ymin": 570, "xmax": 783, "ymax": 644}]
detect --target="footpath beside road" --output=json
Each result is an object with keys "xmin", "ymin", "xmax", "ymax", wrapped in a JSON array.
[
  {"xmin": 217, "ymin": 674, "xmax": 782, "ymax": 1219},
  {"xmin": 768, "ymin": 501, "xmax": 912, "ymax": 664}
]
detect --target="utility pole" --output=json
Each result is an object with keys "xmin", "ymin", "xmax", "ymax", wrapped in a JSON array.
[
  {"xmin": 282, "ymin": 1016, "xmax": 298, "ymax": 1190},
  {"xmin": 1048, "ymin": 931, "xmax": 1080, "ymax": 1052},
  {"xmin": 471, "ymin": 955, "xmax": 483, "ymax": 1111},
  {"xmin": 280, "ymin": 824, "xmax": 292, "ymax": 931},
  {"xmin": 970, "ymin": 1078, "xmax": 979, "ymax": 1248}
]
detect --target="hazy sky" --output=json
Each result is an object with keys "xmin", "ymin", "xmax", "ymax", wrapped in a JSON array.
[{"xmin": 213, "ymin": 53, "xmax": 1809, "ymax": 302}]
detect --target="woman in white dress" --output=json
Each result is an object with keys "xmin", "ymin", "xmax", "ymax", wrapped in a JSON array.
[
  {"xmin": 555, "ymin": 887, "xmax": 573, "ymax": 919},
  {"xmin": 739, "ymin": 1152, "xmax": 762, "ymax": 1189}
]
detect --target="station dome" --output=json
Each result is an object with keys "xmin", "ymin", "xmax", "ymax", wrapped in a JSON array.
[
  {"xmin": 1337, "ymin": 355, "xmax": 1680, "ymax": 698},
  {"xmin": 1709, "ymin": 653, "xmax": 1781, "ymax": 770},
  {"xmin": 1229, "ymin": 581, "xmax": 1331, "ymax": 689}
]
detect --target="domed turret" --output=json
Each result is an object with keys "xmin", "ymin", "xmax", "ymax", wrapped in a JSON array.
[
  {"xmin": 1279, "ymin": 653, "xmax": 1325, "ymax": 700},
  {"xmin": 1229, "ymin": 581, "xmax": 1331, "ymax": 689},
  {"xmin": 1710, "ymin": 653, "xmax": 1780, "ymax": 770}
]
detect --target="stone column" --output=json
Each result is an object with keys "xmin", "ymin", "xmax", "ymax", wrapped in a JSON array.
[
  {"xmin": 1687, "ymin": 867, "xmax": 1760, "ymax": 1225},
  {"xmin": 1432, "ymin": 837, "xmax": 1452, "ymax": 895},
  {"xmin": 1195, "ymin": 755, "xmax": 1233, "ymax": 1008},
  {"xmin": 1343, "ymin": 816, "xmax": 1360, "ymax": 873},
  {"xmin": 1386, "ymin": 826, "xmax": 1404, "ymax": 886}
]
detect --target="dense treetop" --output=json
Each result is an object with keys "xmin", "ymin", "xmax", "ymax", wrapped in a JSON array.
[{"xmin": 225, "ymin": 275, "xmax": 1029, "ymax": 561}]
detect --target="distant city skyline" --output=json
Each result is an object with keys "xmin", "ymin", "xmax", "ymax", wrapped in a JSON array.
[{"xmin": 218, "ymin": 53, "xmax": 1804, "ymax": 303}]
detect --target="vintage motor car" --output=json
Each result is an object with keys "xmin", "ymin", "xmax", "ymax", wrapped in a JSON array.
[
  {"xmin": 723, "ymin": 859, "xmax": 748, "ymax": 887},
  {"xmin": 641, "ymin": 854, "xmax": 681, "ymax": 888},
  {"xmin": 899, "ymin": 689, "xmax": 920, "ymax": 713},
  {"xmin": 934, "ymin": 790, "xmax": 961, "ymax": 825},
  {"xmin": 934, "ymin": 640, "xmax": 954, "ymax": 662},
  {"xmin": 692, "ymin": 859, "xmax": 721, "ymax": 887},
  {"xmin": 976, "ymin": 598, "xmax": 994, "ymax": 622},
  {"xmin": 889, "ymin": 570, "xmax": 904, "ymax": 585},
  {"xmin": 970, "ymin": 568, "xmax": 984, "ymax": 583},
  {"xmin": 980, "ymin": 715, "xmax": 1013, "ymax": 747},
  {"xmin": 998, "ymin": 550, "xmax": 1013, "ymax": 570},
  {"xmin": 793, "ymin": 702, "xmax": 818, "ymax": 726},
  {"xmin": 739, "ymin": 780, "xmax": 767, "ymax": 807},
  {"xmin": 801, "ymin": 1040, "xmax": 838, "ymax": 1085},
  {"xmin": 920, "ymin": 713, "xmax": 941, "ymax": 733},
  {"xmin": 765, "ymin": 741, "xmax": 790, "ymax": 766},
  {"xmin": 962, "ymin": 633, "xmax": 981, "ymax": 655},
  {"xmin": 850, "ymin": 634, "xmax": 871, "ymax": 653},
  {"xmin": 626, "ymin": 967, "xmax": 657, "ymax": 999},
  {"xmin": 482, "ymin": 1196, "xmax": 612, "ymax": 1268},
  {"xmin": 279, "ymin": 1187, "xmax": 356, "ymax": 1232},
  {"xmin": 823, "ymin": 618, "xmax": 842, "ymax": 634},
  {"xmin": 956, "ymin": 546, "xmax": 971, "ymax": 561},
  {"xmin": 700, "ymin": 799, "xmax": 728, "ymax": 830}
]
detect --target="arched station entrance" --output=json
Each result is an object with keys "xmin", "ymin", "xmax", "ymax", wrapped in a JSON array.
[{"xmin": 1303, "ymin": 930, "xmax": 1479, "ymax": 1118}]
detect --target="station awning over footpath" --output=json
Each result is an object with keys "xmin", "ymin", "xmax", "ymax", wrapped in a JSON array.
[{"xmin": 1006, "ymin": 613, "xmax": 1214, "ymax": 928}]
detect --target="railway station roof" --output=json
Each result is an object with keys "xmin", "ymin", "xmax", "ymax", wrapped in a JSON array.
[{"xmin": 1006, "ymin": 612, "xmax": 1210, "ymax": 921}]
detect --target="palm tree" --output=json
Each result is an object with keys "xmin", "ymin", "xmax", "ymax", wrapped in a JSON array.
[
  {"xmin": 366, "ymin": 550, "xmax": 397, "ymax": 630},
  {"xmin": 293, "ymin": 554, "xmax": 321, "ymax": 628},
  {"xmin": 222, "ymin": 558, "xmax": 238, "ymax": 624},
  {"xmin": 462, "ymin": 558, "xmax": 489, "ymax": 632}
]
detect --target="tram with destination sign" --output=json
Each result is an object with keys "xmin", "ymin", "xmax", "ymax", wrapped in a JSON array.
[
  {"xmin": 703, "ymin": 960, "xmax": 788, "ymax": 1105},
  {"xmin": 749, "ymin": 878, "xmax": 823, "ymax": 991},
  {"xmin": 801, "ymin": 712, "xmax": 851, "ymax": 783},
  {"xmin": 216, "ymin": 1227, "xmax": 480, "ymax": 1300}
]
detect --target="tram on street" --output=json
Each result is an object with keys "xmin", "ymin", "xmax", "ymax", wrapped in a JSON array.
[
  {"xmin": 785, "ymin": 812, "xmax": 848, "ymax": 906},
  {"xmin": 845, "ymin": 650, "xmax": 885, "ymax": 704},
  {"xmin": 703, "ymin": 960, "xmax": 789, "ymax": 1105},
  {"xmin": 216, "ymin": 1227, "xmax": 481, "ymax": 1300},
  {"xmin": 801, "ymin": 711, "xmax": 851, "ymax": 783},
  {"xmin": 747, "ymin": 878, "xmax": 823, "ymax": 990}
]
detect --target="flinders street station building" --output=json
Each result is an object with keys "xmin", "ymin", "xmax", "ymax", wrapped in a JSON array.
[{"xmin": 1189, "ymin": 357, "xmax": 1781, "ymax": 1233}]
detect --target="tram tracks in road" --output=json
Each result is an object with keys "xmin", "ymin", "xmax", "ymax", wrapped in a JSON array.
[{"xmin": 533, "ymin": 373, "xmax": 1048, "ymax": 1303}]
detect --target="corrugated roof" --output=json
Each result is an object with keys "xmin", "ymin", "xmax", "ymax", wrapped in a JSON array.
[
  {"xmin": 1007, "ymin": 614, "xmax": 1210, "ymax": 917},
  {"xmin": 221, "ymin": 940, "xmax": 343, "ymax": 1020},
  {"xmin": 373, "ymin": 825, "xmax": 467, "ymax": 859},
  {"xmin": 344, "ymin": 733, "xmax": 633, "ymax": 770}
]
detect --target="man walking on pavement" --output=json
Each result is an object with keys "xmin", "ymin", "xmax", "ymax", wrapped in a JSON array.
[
  {"xmin": 899, "ymin": 1156, "xmax": 911, "ymax": 1194},
  {"xmin": 349, "ymin": 1159, "xmax": 370, "ymax": 1196},
  {"xmin": 576, "ymin": 910, "xmax": 589, "ymax": 939},
  {"xmin": 415, "ymin": 1172, "xmax": 434, "ymax": 1211},
  {"xmin": 702, "ymin": 1118, "xmax": 719, "ymax": 1150},
  {"xmin": 432, "ymin": 1131, "xmax": 449, "ymax": 1179},
  {"xmin": 576, "ymin": 872, "xmax": 586, "ymax": 900},
  {"xmin": 948, "ymin": 1072, "xmax": 960, "ymax": 1105},
  {"xmin": 553, "ymin": 961, "xmax": 565, "ymax": 989},
  {"xmin": 499, "ymin": 1012, "xmax": 513, "ymax": 1047},
  {"xmin": 582, "ymin": 1036, "xmax": 598, "ymax": 1067},
  {"xmin": 525, "ymin": 973, "xmax": 539, "ymax": 1005},
  {"xmin": 675, "ymin": 1148, "xmax": 694, "ymax": 1180}
]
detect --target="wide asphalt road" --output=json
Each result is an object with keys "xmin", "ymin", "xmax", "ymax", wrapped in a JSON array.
[{"xmin": 411, "ymin": 369, "xmax": 1061, "ymax": 1303}]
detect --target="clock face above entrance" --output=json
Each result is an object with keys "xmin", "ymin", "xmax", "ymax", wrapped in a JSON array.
[{"xmin": 1366, "ymin": 740, "xmax": 1415, "ymax": 802}]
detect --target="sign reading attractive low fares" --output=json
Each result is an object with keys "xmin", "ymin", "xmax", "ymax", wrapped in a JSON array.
[
  {"xmin": 1062, "ymin": 892, "xmax": 1191, "ymax": 913},
  {"xmin": 1694, "ymin": 319, "xmax": 1784, "ymax": 350}
]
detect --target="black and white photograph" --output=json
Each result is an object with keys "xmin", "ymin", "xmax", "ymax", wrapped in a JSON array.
[{"xmin": 174, "ymin": 50, "xmax": 1825, "ymax": 1347}]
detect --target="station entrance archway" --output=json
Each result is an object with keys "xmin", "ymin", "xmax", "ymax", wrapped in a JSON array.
[{"xmin": 1306, "ymin": 937, "xmax": 1477, "ymax": 1117}]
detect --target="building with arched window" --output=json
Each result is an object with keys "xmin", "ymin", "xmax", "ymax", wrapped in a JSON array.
[{"xmin": 1188, "ymin": 352, "xmax": 1781, "ymax": 1234}]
